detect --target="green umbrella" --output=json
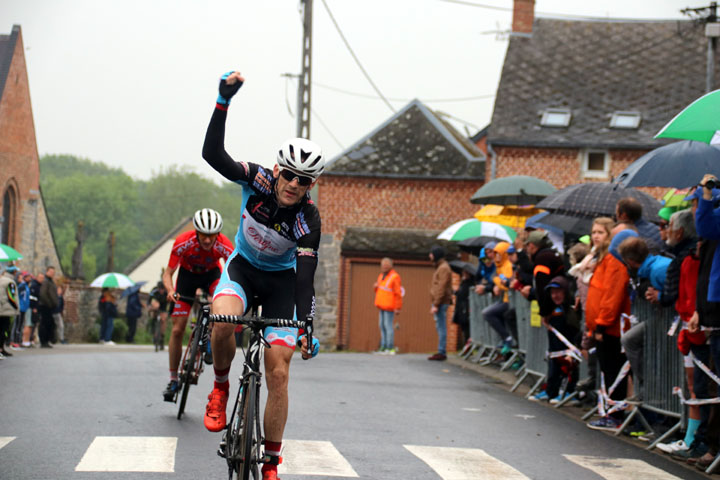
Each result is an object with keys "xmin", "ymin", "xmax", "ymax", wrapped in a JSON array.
[
  {"xmin": 470, "ymin": 175, "xmax": 557, "ymax": 205},
  {"xmin": 437, "ymin": 219, "xmax": 517, "ymax": 242},
  {"xmin": 90, "ymin": 272, "xmax": 135, "ymax": 288},
  {"xmin": 656, "ymin": 89, "xmax": 720, "ymax": 144},
  {"xmin": 0, "ymin": 243, "xmax": 23, "ymax": 262}
]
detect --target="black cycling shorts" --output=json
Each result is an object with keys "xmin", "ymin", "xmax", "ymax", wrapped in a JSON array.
[{"xmin": 172, "ymin": 267, "xmax": 221, "ymax": 317}]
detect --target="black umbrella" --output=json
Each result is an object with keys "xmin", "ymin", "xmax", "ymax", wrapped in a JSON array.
[
  {"xmin": 536, "ymin": 212, "xmax": 594, "ymax": 238},
  {"xmin": 457, "ymin": 236, "xmax": 504, "ymax": 256},
  {"xmin": 614, "ymin": 140, "xmax": 720, "ymax": 188},
  {"xmin": 449, "ymin": 260, "xmax": 478, "ymax": 276},
  {"xmin": 536, "ymin": 182, "xmax": 661, "ymax": 223}
]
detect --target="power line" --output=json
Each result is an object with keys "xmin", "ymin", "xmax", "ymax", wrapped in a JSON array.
[
  {"xmin": 312, "ymin": 109, "xmax": 345, "ymax": 150},
  {"xmin": 319, "ymin": 0, "xmax": 396, "ymax": 113},
  {"xmin": 313, "ymin": 81, "xmax": 495, "ymax": 102}
]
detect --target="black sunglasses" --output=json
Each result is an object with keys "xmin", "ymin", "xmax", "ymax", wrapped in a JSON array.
[{"xmin": 279, "ymin": 169, "xmax": 313, "ymax": 186}]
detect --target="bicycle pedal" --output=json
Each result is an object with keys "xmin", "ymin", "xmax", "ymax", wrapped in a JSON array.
[{"xmin": 217, "ymin": 447, "xmax": 226, "ymax": 458}]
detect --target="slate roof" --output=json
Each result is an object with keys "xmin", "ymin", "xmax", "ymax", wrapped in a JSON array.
[
  {"xmin": 341, "ymin": 227, "xmax": 459, "ymax": 259},
  {"xmin": 490, "ymin": 18, "xmax": 715, "ymax": 149},
  {"xmin": 0, "ymin": 26, "xmax": 19, "ymax": 104},
  {"xmin": 326, "ymin": 99, "xmax": 485, "ymax": 179}
]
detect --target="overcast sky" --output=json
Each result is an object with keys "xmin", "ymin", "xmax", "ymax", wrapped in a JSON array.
[{"xmin": 3, "ymin": 0, "xmax": 696, "ymax": 180}]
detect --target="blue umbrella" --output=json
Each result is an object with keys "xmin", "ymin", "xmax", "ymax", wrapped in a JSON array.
[{"xmin": 121, "ymin": 281, "xmax": 147, "ymax": 298}]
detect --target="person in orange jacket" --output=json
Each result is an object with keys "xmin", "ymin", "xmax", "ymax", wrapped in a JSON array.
[
  {"xmin": 482, "ymin": 241, "xmax": 517, "ymax": 354},
  {"xmin": 374, "ymin": 257, "xmax": 403, "ymax": 355}
]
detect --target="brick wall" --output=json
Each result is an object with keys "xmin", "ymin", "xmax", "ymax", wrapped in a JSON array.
[
  {"xmin": 512, "ymin": 0, "xmax": 535, "ymax": 34},
  {"xmin": 0, "ymin": 26, "xmax": 62, "ymax": 275},
  {"xmin": 316, "ymin": 175, "xmax": 479, "ymax": 351}
]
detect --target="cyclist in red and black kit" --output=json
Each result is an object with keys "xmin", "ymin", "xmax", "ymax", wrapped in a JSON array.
[
  {"xmin": 162, "ymin": 208, "xmax": 234, "ymax": 401},
  {"xmin": 202, "ymin": 70, "xmax": 322, "ymax": 480}
]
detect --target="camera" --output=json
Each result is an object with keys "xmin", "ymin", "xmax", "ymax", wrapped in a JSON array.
[{"xmin": 706, "ymin": 179, "xmax": 717, "ymax": 190}]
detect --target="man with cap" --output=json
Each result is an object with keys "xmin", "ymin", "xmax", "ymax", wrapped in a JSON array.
[
  {"xmin": 428, "ymin": 245, "xmax": 452, "ymax": 361},
  {"xmin": 525, "ymin": 230, "xmax": 565, "ymax": 318}
]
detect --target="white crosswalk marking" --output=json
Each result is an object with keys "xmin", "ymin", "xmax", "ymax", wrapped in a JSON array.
[
  {"xmin": 0, "ymin": 437, "xmax": 16, "ymax": 450},
  {"xmin": 75, "ymin": 436, "xmax": 177, "ymax": 472},
  {"xmin": 278, "ymin": 439, "xmax": 359, "ymax": 477},
  {"xmin": 564, "ymin": 454, "xmax": 684, "ymax": 480},
  {"xmin": 405, "ymin": 445, "xmax": 530, "ymax": 480}
]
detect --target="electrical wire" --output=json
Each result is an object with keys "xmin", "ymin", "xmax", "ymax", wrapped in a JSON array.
[
  {"xmin": 313, "ymin": 81, "xmax": 495, "ymax": 102},
  {"xmin": 319, "ymin": 0, "xmax": 396, "ymax": 113},
  {"xmin": 312, "ymin": 109, "xmax": 345, "ymax": 150}
]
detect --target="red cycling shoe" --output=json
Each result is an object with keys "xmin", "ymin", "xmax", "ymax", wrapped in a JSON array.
[{"xmin": 204, "ymin": 388, "xmax": 228, "ymax": 432}]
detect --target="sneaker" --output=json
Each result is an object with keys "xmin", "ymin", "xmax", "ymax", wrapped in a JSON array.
[
  {"xmin": 386, "ymin": 348, "xmax": 396, "ymax": 355},
  {"xmin": 104, "ymin": 340, "xmax": 116, "ymax": 346},
  {"xmin": 0, "ymin": 352, "xmax": 4, "ymax": 360},
  {"xmin": 656, "ymin": 439, "xmax": 688, "ymax": 454},
  {"xmin": 529, "ymin": 391, "xmax": 549, "ymax": 402},
  {"xmin": 675, "ymin": 441, "xmax": 709, "ymax": 462},
  {"xmin": 9, "ymin": 343, "xmax": 22, "ymax": 350},
  {"xmin": 373, "ymin": 349, "xmax": 385, "ymax": 355},
  {"xmin": 1, "ymin": 349, "xmax": 12, "ymax": 357},
  {"xmin": 500, "ymin": 341, "xmax": 513, "ymax": 356},
  {"xmin": 695, "ymin": 452, "xmax": 716, "ymax": 470},
  {"xmin": 204, "ymin": 388, "xmax": 229, "ymax": 432},
  {"xmin": 163, "ymin": 380, "xmax": 179, "ymax": 402},
  {"xmin": 587, "ymin": 416, "xmax": 622, "ymax": 431},
  {"xmin": 550, "ymin": 392, "xmax": 578, "ymax": 405},
  {"xmin": 427, "ymin": 353, "xmax": 447, "ymax": 361}
]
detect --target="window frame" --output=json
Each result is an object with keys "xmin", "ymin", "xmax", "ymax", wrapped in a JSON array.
[
  {"xmin": 540, "ymin": 108, "xmax": 572, "ymax": 128},
  {"xmin": 581, "ymin": 150, "xmax": 610, "ymax": 179}
]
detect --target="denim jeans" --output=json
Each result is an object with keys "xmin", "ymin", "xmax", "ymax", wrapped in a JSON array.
[
  {"xmin": 434, "ymin": 304, "xmax": 449, "ymax": 355},
  {"xmin": 100, "ymin": 316, "xmax": 114, "ymax": 342},
  {"xmin": 482, "ymin": 301, "xmax": 510, "ymax": 341},
  {"xmin": 378, "ymin": 310, "xmax": 395, "ymax": 350}
]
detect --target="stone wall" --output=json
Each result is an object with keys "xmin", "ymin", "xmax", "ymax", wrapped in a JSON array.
[{"xmin": 313, "ymin": 233, "xmax": 340, "ymax": 348}]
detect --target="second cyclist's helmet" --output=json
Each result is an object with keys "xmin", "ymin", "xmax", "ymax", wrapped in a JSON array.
[
  {"xmin": 277, "ymin": 138, "xmax": 325, "ymax": 180},
  {"xmin": 193, "ymin": 208, "xmax": 223, "ymax": 235}
]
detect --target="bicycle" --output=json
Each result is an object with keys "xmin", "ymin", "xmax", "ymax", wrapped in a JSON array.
[
  {"xmin": 173, "ymin": 293, "xmax": 213, "ymax": 420},
  {"xmin": 210, "ymin": 305, "xmax": 314, "ymax": 480},
  {"xmin": 147, "ymin": 309, "xmax": 165, "ymax": 352}
]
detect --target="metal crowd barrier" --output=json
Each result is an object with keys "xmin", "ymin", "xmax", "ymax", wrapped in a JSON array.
[
  {"xmin": 465, "ymin": 292, "xmax": 501, "ymax": 365},
  {"xmin": 509, "ymin": 292, "xmax": 548, "ymax": 396}
]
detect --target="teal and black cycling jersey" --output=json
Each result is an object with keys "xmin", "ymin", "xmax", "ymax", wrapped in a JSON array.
[{"xmin": 201, "ymin": 107, "xmax": 320, "ymax": 321}]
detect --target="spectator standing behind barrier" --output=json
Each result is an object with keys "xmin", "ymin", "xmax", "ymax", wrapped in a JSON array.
[
  {"xmin": 687, "ymin": 175, "xmax": 720, "ymax": 466},
  {"xmin": 38, "ymin": 266, "xmax": 59, "ymax": 349},
  {"xmin": 530, "ymin": 276, "xmax": 580, "ymax": 403},
  {"xmin": 373, "ymin": 257, "xmax": 403, "ymax": 355},
  {"xmin": 615, "ymin": 197, "xmax": 663, "ymax": 253},
  {"xmin": 0, "ymin": 265, "xmax": 19, "ymax": 359},
  {"xmin": 9, "ymin": 270, "xmax": 27, "ymax": 349},
  {"xmin": 574, "ymin": 217, "xmax": 614, "ymax": 394},
  {"xmin": 24, "ymin": 273, "xmax": 43, "ymax": 347},
  {"xmin": 474, "ymin": 243, "xmax": 496, "ymax": 294},
  {"xmin": 124, "ymin": 289, "xmax": 144, "ymax": 344},
  {"xmin": 482, "ymin": 242, "xmax": 516, "ymax": 353},
  {"xmin": 18, "ymin": 272, "xmax": 31, "ymax": 348},
  {"xmin": 585, "ymin": 229, "xmax": 636, "ymax": 432},
  {"xmin": 98, "ymin": 288, "xmax": 119, "ymax": 345},
  {"xmin": 3, "ymin": 265, "xmax": 19, "ymax": 351},
  {"xmin": 453, "ymin": 266, "xmax": 475, "ymax": 351},
  {"xmin": 617, "ymin": 236, "xmax": 671, "ymax": 401},
  {"xmin": 428, "ymin": 245, "xmax": 452, "ymax": 361},
  {"xmin": 525, "ymin": 230, "xmax": 565, "ymax": 318},
  {"xmin": 53, "ymin": 284, "xmax": 66, "ymax": 344}
]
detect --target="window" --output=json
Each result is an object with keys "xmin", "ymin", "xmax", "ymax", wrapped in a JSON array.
[
  {"xmin": 582, "ymin": 150, "xmax": 609, "ymax": 178},
  {"xmin": 1, "ymin": 185, "xmax": 17, "ymax": 246},
  {"xmin": 610, "ymin": 111, "xmax": 642, "ymax": 129},
  {"xmin": 540, "ymin": 108, "xmax": 571, "ymax": 127}
]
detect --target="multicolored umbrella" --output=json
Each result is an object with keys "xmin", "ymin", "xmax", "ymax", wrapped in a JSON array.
[
  {"xmin": 437, "ymin": 219, "xmax": 516, "ymax": 243},
  {"xmin": 656, "ymin": 89, "xmax": 720, "ymax": 144},
  {"xmin": 90, "ymin": 272, "xmax": 135, "ymax": 288},
  {"xmin": 661, "ymin": 187, "xmax": 691, "ymax": 209},
  {"xmin": 0, "ymin": 243, "xmax": 23, "ymax": 262}
]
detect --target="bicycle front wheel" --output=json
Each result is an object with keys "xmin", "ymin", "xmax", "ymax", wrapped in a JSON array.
[
  {"xmin": 236, "ymin": 375, "xmax": 260, "ymax": 480},
  {"xmin": 177, "ymin": 327, "xmax": 199, "ymax": 420}
]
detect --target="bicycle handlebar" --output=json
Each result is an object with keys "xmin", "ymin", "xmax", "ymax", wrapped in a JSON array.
[
  {"xmin": 209, "ymin": 314, "xmax": 312, "ymax": 331},
  {"xmin": 173, "ymin": 293, "xmax": 212, "ymax": 305}
]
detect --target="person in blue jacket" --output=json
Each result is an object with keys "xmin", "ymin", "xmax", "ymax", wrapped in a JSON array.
[
  {"xmin": 616, "ymin": 235, "xmax": 671, "ymax": 401},
  {"xmin": 474, "ymin": 243, "xmax": 496, "ymax": 294}
]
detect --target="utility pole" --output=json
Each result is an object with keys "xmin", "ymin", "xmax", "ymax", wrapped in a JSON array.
[
  {"xmin": 296, "ymin": 0, "xmax": 313, "ymax": 139},
  {"xmin": 682, "ymin": 2, "xmax": 719, "ymax": 92}
]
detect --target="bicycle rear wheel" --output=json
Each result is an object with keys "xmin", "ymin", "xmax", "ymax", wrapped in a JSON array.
[
  {"xmin": 231, "ymin": 375, "xmax": 260, "ymax": 480},
  {"xmin": 177, "ymin": 327, "xmax": 199, "ymax": 420}
]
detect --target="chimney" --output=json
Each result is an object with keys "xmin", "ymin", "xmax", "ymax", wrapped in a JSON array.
[{"xmin": 512, "ymin": 0, "xmax": 535, "ymax": 35}]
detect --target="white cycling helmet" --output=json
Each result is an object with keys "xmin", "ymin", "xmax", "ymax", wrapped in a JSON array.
[
  {"xmin": 277, "ymin": 138, "xmax": 325, "ymax": 180},
  {"xmin": 193, "ymin": 208, "xmax": 223, "ymax": 235}
]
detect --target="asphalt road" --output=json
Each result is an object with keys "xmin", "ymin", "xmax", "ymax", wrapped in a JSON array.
[{"xmin": 0, "ymin": 344, "xmax": 707, "ymax": 479}]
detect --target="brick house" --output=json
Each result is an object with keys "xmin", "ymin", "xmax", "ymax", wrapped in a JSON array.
[
  {"xmin": 0, "ymin": 25, "xmax": 62, "ymax": 275},
  {"xmin": 485, "ymin": 0, "xmax": 718, "ymax": 188},
  {"xmin": 314, "ymin": 99, "xmax": 484, "ymax": 352}
]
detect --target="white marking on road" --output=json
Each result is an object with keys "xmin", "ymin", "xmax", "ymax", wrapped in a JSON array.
[
  {"xmin": 564, "ymin": 454, "xmax": 683, "ymax": 480},
  {"xmin": 278, "ymin": 440, "xmax": 358, "ymax": 477},
  {"xmin": 514, "ymin": 414, "xmax": 535, "ymax": 420},
  {"xmin": 75, "ymin": 436, "xmax": 177, "ymax": 472},
  {"xmin": 463, "ymin": 408, "xmax": 482, "ymax": 412},
  {"xmin": 0, "ymin": 437, "xmax": 16, "ymax": 449},
  {"xmin": 405, "ymin": 445, "xmax": 530, "ymax": 479}
]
